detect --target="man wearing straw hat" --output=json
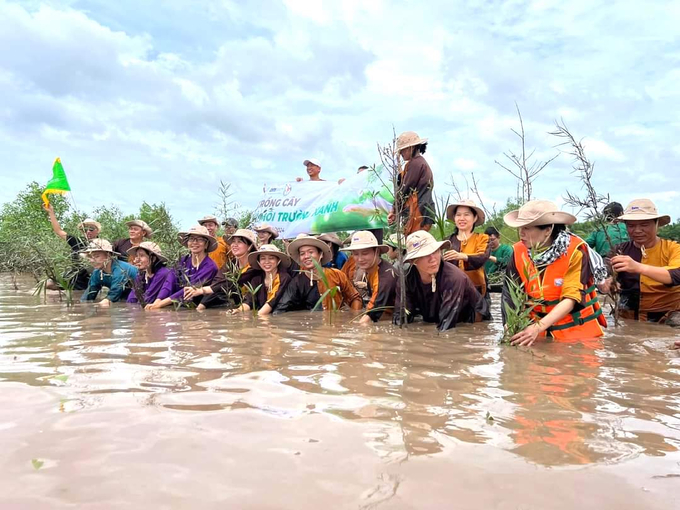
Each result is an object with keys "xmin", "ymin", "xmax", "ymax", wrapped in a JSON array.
[
  {"xmin": 274, "ymin": 235, "xmax": 362, "ymax": 313},
  {"xmin": 198, "ymin": 214, "xmax": 229, "ymax": 269},
  {"xmin": 387, "ymin": 131, "xmax": 435, "ymax": 236},
  {"xmin": 80, "ymin": 239, "xmax": 138, "ymax": 306},
  {"xmin": 113, "ymin": 219, "xmax": 153, "ymax": 262},
  {"xmin": 341, "ymin": 231, "xmax": 397, "ymax": 324},
  {"xmin": 43, "ymin": 202, "xmax": 101, "ymax": 290},
  {"xmin": 393, "ymin": 230, "xmax": 485, "ymax": 331},
  {"xmin": 601, "ymin": 198, "xmax": 680, "ymax": 323}
]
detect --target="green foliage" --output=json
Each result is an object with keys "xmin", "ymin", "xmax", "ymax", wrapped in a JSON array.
[
  {"xmin": 478, "ymin": 199, "xmax": 521, "ymax": 244},
  {"xmin": 501, "ymin": 275, "xmax": 534, "ymax": 344},
  {"xmin": 659, "ymin": 220, "xmax": 680, "ymax": 242}
]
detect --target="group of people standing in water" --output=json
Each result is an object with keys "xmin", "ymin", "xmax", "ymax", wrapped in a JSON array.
[{"xmin": 42, "ymin": 131, "xmax": 680, "ymax": 348}]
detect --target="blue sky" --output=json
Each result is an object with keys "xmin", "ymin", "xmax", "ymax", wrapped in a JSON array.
[{"xmin": 1, "ymin": 0, "xmax": 679, "ymax": 228}]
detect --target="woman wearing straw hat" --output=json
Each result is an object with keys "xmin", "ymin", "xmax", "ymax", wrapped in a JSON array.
[
  {"xmin": 113, "ymin": 219, "xmax": 153, "ymax": 262},
  {"xmin": 149, "ymin": 225, "xmax": 219, "ymax": 309},
  {"xmin": 393, "ymin": 231, "xmax": 485, "ymax": 331},
  {"xmin": 274, "ymin": 235, "xmax": 362, "ymax": 313},
  {"xmin": 341, "ymin": 231, "xmax": 396, "ymax": 324},
  {"xmin": 600, "ymin": 198, "xmax": 680, "ymax": 323},
  {"xmin": 444, "ymin": 200, "xmax": 491, "ymax": 317},
  {"xmin": 386, "ymin": 131, "xmax": 434, "ymax": 236},
  {"xmin": 126, "ymin": 242, "xmax": 176, "ymax": 310},
  {"xmin": 230, "ymin": 244, "xmax": 292, "ymax": 316},
  {"xmin": 318, "ymin": 232, "xmax": 349, "ymax": 270},
  {"xmin": 43, "ymin": 202, "xmax": 101, "ymax": 290},
  {"xmin": 80, "ymin": 239, "xmax": 139, "ymax": 306},
  {"xmin": 198, "ymin": 214, "xmax": 230, "ymax": 270},
  {"xmin": 196, "ymin": 229, "xmax": 261, "ymax": 310},
  {"xmin": 502, "ymin": 200, "xmax": 607, "ymax": 346},
  {"xmin": 254, "ymin": 224, "xmax": 279, "ymax": 247}
]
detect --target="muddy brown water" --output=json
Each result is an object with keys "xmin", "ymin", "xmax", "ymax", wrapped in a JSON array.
[{"xmin": 1, "ymin": 275, "xmax": 679, "ymax": 509}]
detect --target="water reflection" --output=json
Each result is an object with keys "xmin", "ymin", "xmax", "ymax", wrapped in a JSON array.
[{"xmin": 1, "ymin": 276, "xmax": 679, "ymax": 467}]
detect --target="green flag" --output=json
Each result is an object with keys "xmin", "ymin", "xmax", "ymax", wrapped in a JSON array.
[{"xmin": 41, "ymin": 158, "xmax": 71, "ymax": 206}]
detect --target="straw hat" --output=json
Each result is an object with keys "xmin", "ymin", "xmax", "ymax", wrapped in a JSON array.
[
  {"xmin": 254, "ymin": 223, "xmax": 279, "ymax": 240},
  {"xmin": 80, "ymin": 238, "xmax": 118, "ymax": 255},
  {"xmin": 248, "ymin": 244, "xmax": 291, "ymax": 270},
  {"xmin": 178, "ymin": 225, "xmax": 218, "ymax": 253},
  {"xmin": 197, "ymin": 214, "xmax": 220, "ymax": 226},
  {"xmin": 504, "ymin": 200, "xmax": 577, "ymax": 228},
  {"xmin": 396, "ymin": 131, "xmax": 428, "ymax": 152},
  {"xmin": 303, "ymin": 158, "xmax": 321, "ymax": 167},
  {"xmin": 617, "ymin": 199, "xmax": 671, "ymax": 227},
  {"xmin": 125, "ymin": 219, "xmax": 153, "ymax": 237},
  {"xmin": 287, "ymin": 235, "xmax": 333, "ymax": 266},
  {"xmin": 126, "ymin": 241, "xmax": 168, "ymax": 262},
  {"xmin": 317, "ymin": 232, "xmax": 343, "ymax": 247},
  {"xmin": 384, "ymin": 233, "xmax": 406, "ymax": 249},
  {"xmin": 404, "ymin": 231, "xmax": 450, "ymax": 262},
  {"xmin": 341, "ymin": 231, "xmax": 389, "ymax": 255},
  {"xmin": 231, "ymin": 228, "xmax": 258, "ymax": 249},
  {"xmin": 79, "ymin": 218, "xmax": 102, "ymax": 231},
  {"xmin": 446, "ymin": 199, "xmax": 486, "ymax": 227}
]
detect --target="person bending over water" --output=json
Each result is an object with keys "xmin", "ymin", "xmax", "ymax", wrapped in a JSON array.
[
  {"xmin": 393, "ymin": 231, "xmax": 485, "ymax": 331},
  {"xmin": 126, "ymin": 242, "xmax": 176, "ymax": 310},
  {"xmin": 81, "ymin": 239, "xmax": 138, "ymax": 306},
  {"xmin": 502, "ymin": 200, "xmax": 606, "ymax": 346}
]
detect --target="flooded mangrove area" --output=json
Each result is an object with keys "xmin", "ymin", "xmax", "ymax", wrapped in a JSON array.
[{"xmin": 0, "ymin": 275, "xmax": 679, "ymax": 509}]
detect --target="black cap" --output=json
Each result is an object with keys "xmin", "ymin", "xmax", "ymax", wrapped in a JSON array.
[{"xmin": 222, "ymin": 217, "xmax": 239, "ymax": 227}]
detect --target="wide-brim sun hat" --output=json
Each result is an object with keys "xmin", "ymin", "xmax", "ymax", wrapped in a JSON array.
[
  {"xmin": 504, "ymin": 200, "xmax": 577, "ymax": 228},
  {"xmin": 79, "ymin": 218, "xmax": 102, "ymax": 231},
  {"xmin": 617, "ymin": 199, "xmax": 671, "ymax": 227},
  {"xmin": 80, "ymin": 238, "xmax": 119, "ymax": 255},
  {"xmin": 287, "ymin": 236, "xmax": 333, "ymax": 266},
  {"xmin": 197, "ymin": 215, "xmax": 220, "ymax": 226},
  {"xmin": 125, "ymin": 219, "xmax": 153, "ymax": 237},
  {"xmin": 404, "ymin": 230, "xmax": 450, "ymax": 262},
  {"xmin": 178, "ymin": 225, "xmax": 218, "ymax": 253},
  {"xmin": 230, "ymin": 228, "xmax": 258, "ymax": 250},
  {"xmin": 396, "ymin": 131, "xmax": 428, "ymax": 152},
  {"xmin": 303, "ymin": 158, "xmax": 321, "ymax": 167},
  {"xmin": 126, "ymin": 241, "xmax": 168, "ymax": 262},
  {"xmin": 340, "ymin": 230, "xmax": 389, "ymax": 255},
  {"xmin": 446, "ymin": 199, "xmax": 486, "ymax": 227},
  {"xmin": 247, "ymin": 244, "xmax": 291, "ymax": 270},
  {"xmin": 317, "ymin": 232, "xmax": 343, "ymax": 247},
  {"xmin": 254, "ymin": 223, "xmax": 279, "ymax": 240}
]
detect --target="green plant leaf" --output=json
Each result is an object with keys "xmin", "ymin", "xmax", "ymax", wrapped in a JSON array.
[{"xmin": 31, "ymin": 459, "xmax": 44, "ymax": 470}]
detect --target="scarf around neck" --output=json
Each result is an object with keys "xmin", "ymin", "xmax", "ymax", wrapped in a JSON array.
[{"xmin": 530, "ymin": 229, "xmax": 571, "ymax": 268}]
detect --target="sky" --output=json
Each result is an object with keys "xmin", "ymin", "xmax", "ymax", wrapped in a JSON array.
[{"xmin": 1, "ymin": 0, "xmax": 679, "ymax": 229}]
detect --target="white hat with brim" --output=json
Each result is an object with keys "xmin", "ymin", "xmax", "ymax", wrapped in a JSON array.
[
  {"xmin": 126, "ymin": 241, "xmax": 168, "ymax": 262},
  {"xmin": 230, "ymin": 229, "xmax": 258, "ymax": 250},
  {"xmin": 340, "ymin": 231, "xmax": 389, "ymax": 255},
  {"xmin": 197, "ymin": 215, "xmax": 220, "ymax": 226},
  {"xmin": 446, "ymin": 200, "xmax": 486, "ymax": 227},
  {"xmin": 79, "ymin": 218, "xmax": 102, "ymax": 231},
  {"xmin": 248, "ymin": 244, "xmax": 291, "ymax": 270},
  {"xmin": 504, "ymin": 200, "xmax": 577, "ymax": 228},
  {"xmin": 404, "ymin": 231, "xmax": 450, "ymax": 262},
  {"xmin": 254, "ymin": 224, "xmax": 280, "ymax": 240},
  {"xmin": 287, "ymin": 236, "xmax": 333, "ymax": 266},
  {"xmin": 617, "ymin": 199, "xmax": 671, "ymax": 227},
  {"xmin": 125, "ymin": 219, "xmax": 153, "ymax": 237},
  {"xmin": 317, "ymin": 232, "xmax": 344, "ymax": 247},
  {"xmin": 396, "ymin": 131, "xmax": 428, "ymax": 152},
  {"xmin": 384, "ymin": 233, "xmax": 406, "ymax": 249},
  {"xmin": 80, "ymin": 238, "xmax": 119, "ymax": 256},
  {"xmin": 303, "ymin": 158, "xmax": 321, "ymax": 167},
  {"xmin": 178, "ymin": 225, "xmax": 218, "ymax": 253}
]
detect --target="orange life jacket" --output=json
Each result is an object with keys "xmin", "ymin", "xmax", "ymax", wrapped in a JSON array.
[{"xmin": 513, "ymin": 235, "xmax": 606, "ymax": 340}]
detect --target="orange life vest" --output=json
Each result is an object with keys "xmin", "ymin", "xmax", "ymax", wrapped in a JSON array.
[{"xmin": 513, "ymin": 235, "xmax": 606, "ymax": 340}]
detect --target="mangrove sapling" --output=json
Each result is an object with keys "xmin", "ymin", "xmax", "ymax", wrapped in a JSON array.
[
  {"xmin": 550, "ymin": 120, "xmax": 621, "ymax": 325},
  {"xmin": 431, "ymin": 193, "xmax": 452, "ymax": 241},
  {"xmin": 501, "ymin": 275, "xmax": 535, "ymax": 344},
  {"xmin": 494, "ymin": 104, "xmax": 559, "ymax": 204},
  {"xmin": 242, "ymin": 282, "xmax": 263, "ymax": 316},
  {"xmin": 311, "ymin": 259, "xmax": 339, "ymax": 324}
]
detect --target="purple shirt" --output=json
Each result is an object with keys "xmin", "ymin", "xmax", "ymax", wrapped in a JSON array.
[
  {"xmin": 127, "ymin": 266, "xmax": 177, "ymax": 305},
  {"xmin": 169, "ymin": 254, "xmax": 218, "ymax": 302}
]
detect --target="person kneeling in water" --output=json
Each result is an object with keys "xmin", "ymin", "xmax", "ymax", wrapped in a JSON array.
[
  {"xmin": 126, "ymin": 242, "xmax": 176, "ymax": 310},
  {"xmin": 274, "ymin": 235, "xmax": 362, "ymax": 313},
  {"xmin": 393, "ymin": 231, "xmax": 486, "ymax": 331},
  {"xmin": 81, "ymin": 239, "xmax": 138, "ymax": 307},
  {"xmin": 341, "ymin": 231, "xmax": 396, "ymax": 324}
]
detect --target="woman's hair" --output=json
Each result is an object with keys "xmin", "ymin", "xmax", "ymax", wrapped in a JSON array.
[
  {"xmin": 416, "ymin": 142, "xmax": 427, "ymax": 155},
  {"xmin": 234, "ymin": 236, "xmax": 257, "ymax": 252},
  {"xmin": 485, "ymin": 226, "xmax": 500, "ymax": 237},
  {"xmin": 140, "ymin": 249, "xmax": 166, "ymax": 273},
  {"xmin": 537, "ymin": 223, "xmax": 567, "ymax": 242}
]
